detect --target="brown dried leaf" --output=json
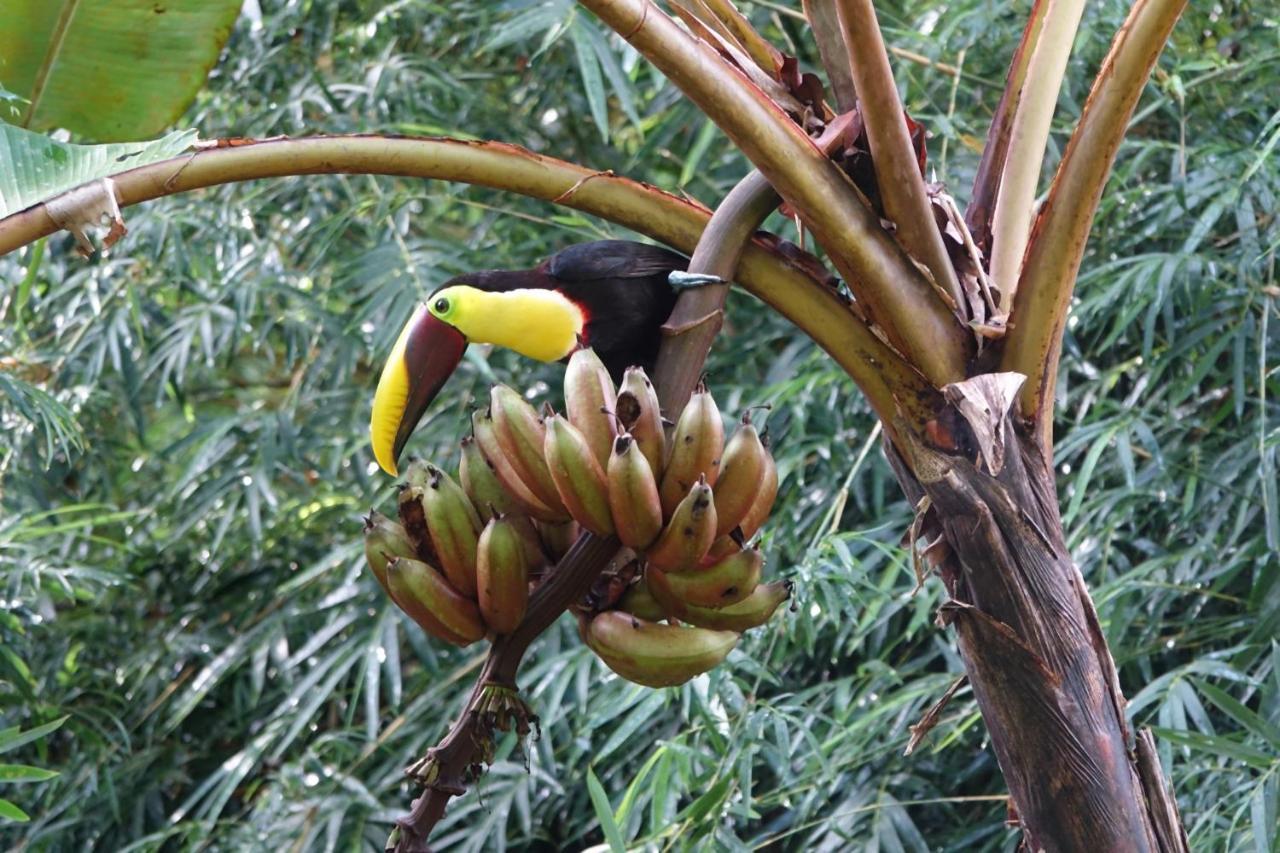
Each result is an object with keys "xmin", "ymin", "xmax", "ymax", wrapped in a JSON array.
[
  {"xmin": 904, "ymin": 676, "xmax": 966, "ymax": 755},
  {"xmin": 46, "ymin": 177, "xmax": 127, "ymax": 257},
  {"xmin": 941, "ymin": 373, "xmax": 1027, "ymax": 476}
]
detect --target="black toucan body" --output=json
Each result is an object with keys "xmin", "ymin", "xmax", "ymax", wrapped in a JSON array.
[{"xmin": 370, "ymin": 240, "xmax": 691, "ymax": 475}]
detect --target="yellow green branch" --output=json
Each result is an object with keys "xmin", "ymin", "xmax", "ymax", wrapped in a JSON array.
[
  {"xmin": 833, "ymin": 0, "xmax": 964, "ymax": 310},
  {"xmin": 0, "ymin": 134, "xmax": 937, "ymax": 431},
  {"xmin": 1000, "ymin": 0, "xmax": 1189, "ymax": 451}
]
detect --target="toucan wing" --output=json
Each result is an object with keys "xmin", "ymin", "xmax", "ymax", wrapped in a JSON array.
[
  {"xmin": 544, "ymin": 241, "xmax": 689, "ymax": 376},
  {"xmin": 545, "ymin": 240, "xmax": 688, "ymax": 282}
]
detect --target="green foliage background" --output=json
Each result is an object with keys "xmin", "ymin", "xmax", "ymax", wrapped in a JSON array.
[{"xmin": 2, "ymin": 1, "xmax": 1277, "ymax": 850}]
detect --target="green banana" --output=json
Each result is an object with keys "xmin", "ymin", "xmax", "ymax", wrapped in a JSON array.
[
  {"xmin": 472, "ymin": 410, "xmax": 565, "ymax": 523},
  {"xmin": 646, "ymin": 476, "xmax": 717, "ymax": 573},
  {"xmin": 413, "ymin": 463, "xmax": 482, "ymax": 599},
  {"xmin": 385, "ymin": 556, "xmax": 487, "ymax": 646},
  {"xmin": 659, "ymin": 382, "xmax": 724, "ymax": 516},
  {"xmin": 536, "ymin": 519, "xmax": 581, "ymax": 562},
  {"xmin": 647, "ymin": 545, "xmax": 763, "ymax": 608},
  {"xmin": 606, "ymin": 434, "xmax": 664, "ymax": 550},
  {"xmin": 653, "ymin": 578, "xmax": 792, "ymax": 632},
  {"xmin": 490, "ymin": 385, "xmax": 567, "ymax": 514},
  {"xmin": 362, "ymin": 510, "xmax": 417, "ymax": 595},
  {"xmin": 713, "ymin": 416, "xmax": 770, "ymax": 538},
  {"xmin": 459, "ymin": 435, "xmax": 545, "ymax": 568},
  {"xmin": 459, "ymin": 435, "xmax": 519, "ymax": 520},
  {"xmin": 617, "ymin": 367, "xmax": 666, "ymax": 479},
  {"xmin": 476, "ymin": 515, "xmax": 531, "ymax": 634},
  {"xmin": 617, "ymin": 577, "xmax": 668, "ymax": 622},
  {"xmin": 564, "ymin": 348, "xmax": 618, "ymax": 469},
  {"xmin": 543, "ymin": 414, "xmax": 614, "ymax": 536},
  {"xmin": 586, "ymin": 610, "xmax": 739, "ymax": 688}
]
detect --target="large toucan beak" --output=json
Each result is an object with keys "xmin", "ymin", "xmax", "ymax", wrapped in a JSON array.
[{"xmin": 370, "ymin": 306, "xmax": 467, "ymax": 476}]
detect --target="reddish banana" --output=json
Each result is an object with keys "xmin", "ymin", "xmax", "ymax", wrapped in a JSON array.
[
  {"xmin": 586, "ymin": 610, "xmax": 739, "ymax": 688},
  {"xmin": 659, "ymin": 382, "xmax": 724, "ymax": 516},
  {"xmin": 647, "ymin": 545, "xmax": 763, "ymax": 608},
  {"xmin": 564, "ymin": 348, "xmax": 618, "ymax": 468},
  {"xmin": 606, "ymin": 433, "xmax": 664, "ymax": 550},
  {"xmin": 646, "ymin": 476, "xmax": 717, "ymax": 572},
  {"xmin": 544, "ymin": 414, "xmax": 614, "ymax": 536},
  {"xmin": 385, "ymin": 557, "xmax": 486, "ymax": 646},
  {"xmin": 476, "ymin": 515, "xmax": 531, "ymax": 634},
  {"xmin": 489, "ymin": 384, "xmax": 567, "ymax": 514},
  {"xmin": 713, "ymin": 415, "xmax": 771, "ymax": 538}
]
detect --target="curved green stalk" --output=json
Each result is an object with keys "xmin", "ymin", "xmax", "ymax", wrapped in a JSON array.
[
  {"xmin": 965, "ymin": 0, "xmax": 1050, "ymax": 253},
  {"xmin": 1000, "ymin": 0, "xmax": 1189, "ymax": 450},
  {"xmin": 833, "ymin": 0, "xmax": 963, "ymax": 310},
  {"xmin": 0, "ymin": 134, "xmax": 934, "ymax": 429},
  {"xmin": 986, "ymin": 0, "xmax": 1087, "ymax": 314}
]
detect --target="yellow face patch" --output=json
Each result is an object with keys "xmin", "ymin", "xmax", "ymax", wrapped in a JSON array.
[{"xmin": 430, "ymin": 285, "xmax": 584, "ymax": 362}]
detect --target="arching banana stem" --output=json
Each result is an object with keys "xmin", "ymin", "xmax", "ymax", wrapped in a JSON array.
[{"xmin": 652, "ymin": 169, "xmax": 777, "ymax": 414}]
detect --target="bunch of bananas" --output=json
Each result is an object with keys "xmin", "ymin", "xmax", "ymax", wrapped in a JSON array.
[{"xmin": 362, "ymin": 348, "xmax": 790, "ymax": 688}]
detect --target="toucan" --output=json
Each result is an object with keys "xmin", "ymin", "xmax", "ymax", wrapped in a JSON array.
[{"xmin": 370, "ymin": 240, "xmax": 703, "ymax": 476}]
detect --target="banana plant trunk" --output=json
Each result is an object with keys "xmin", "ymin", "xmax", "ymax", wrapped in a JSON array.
[{"xmin": 884, "ymin": 377, "xmax": 1188, "ymax": 852}]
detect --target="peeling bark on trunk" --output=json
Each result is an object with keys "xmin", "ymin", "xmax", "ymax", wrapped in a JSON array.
[{"xmin": 887, "ymin": 375, "xmax": 1188, "ymax": 853}]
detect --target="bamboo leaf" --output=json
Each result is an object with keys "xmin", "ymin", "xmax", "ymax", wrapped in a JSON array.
[
  {"xmin": 0, "ymin": 764, "xmax": 59, "ymax": 783},
  {"xmin": 570, "ymin": 21, "xmax": 610, "ymax": 142},
  {"xmin": 1193, "ymin": 681, "xmax": 1280, "ymax": 750},
  {"xmin": 0, "ymin": 799, "xmax": 30, "ymax": 823},
  {"xmin": 586, "ymin": 767, "xmax": 626, "ymax": 853},
  {"xmin": 0, "ymin": 717, "xmax": 68, "ymax": 756}
]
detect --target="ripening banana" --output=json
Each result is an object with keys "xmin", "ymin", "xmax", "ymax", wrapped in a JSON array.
[
  {"xmin": 645, "ymin": 477, "xmax": 717, "ymax": 573},
  {"xmin": 472, "ymin": 410, "xmax": 565, "ymax": 523},
  {"xmin": 543, "ymin": 414, "xmax": 614, "ymax": 536},
  {"xmin": 606, "ymin": 434, "xmax": 664, "ymax": 550},
  {"xmin": 659, "ymin": 382, "xmax": 723, "ymax": 516},
  {"xmin": 459, "ymin": 436, "xmax": 545, "ymax": 567},
  {"xmin": 713, "ymin": 415, "xmax": 770, "ymax": 538},
  {"xmin": 586, "ymin": 610, "xmax": 739, "ymax": 688},
  {"xmin": 490, "ymin": 385, "xmax": 567, "ymax": 514},
  {"xmin": 362, "ymin": 511, "xmax": 417, "ymax": 595},
  {"xmin": 459, "ymin": 435, "xmax": 519, "ymax": 521},
  {"xmin": 410, "ymin": 463, "xmax": 482, "ymax": 598},
  {"xmin": 617, "ymin": 578, "xmax": 668, "ymax": 622},
  {"xmin": 739, "ymin": 439, "xmax": 779, "ymax": 539},
  {"xmin": 564, "ymin": 348, "xmax": 618, "ymax": 469},
  {"xmin": 476, "ymin": 515, "xmax": 531, "ymax": 634},
  {"xmin": 618, "ymin": 367, "xmax": 665, "ymax": 477},
  {"xmin": 654, "ymin": 578, "xmax": 792, "ymax": 632},
  {"xmin": 536, "ymin": 519, "xmax": 580, "ymax": 561},
  {"xmin": 385, "ymin": 557, "xmax": 487, "ymax": 645},
  {"xmin": 647, "ymin": 545, "xmax": 763, "ymax": 608}
]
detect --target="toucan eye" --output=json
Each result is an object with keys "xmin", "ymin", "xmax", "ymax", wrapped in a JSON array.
[{"xmin": 434, "ymin": 298, "xmax": 449, "ymax": 314}]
